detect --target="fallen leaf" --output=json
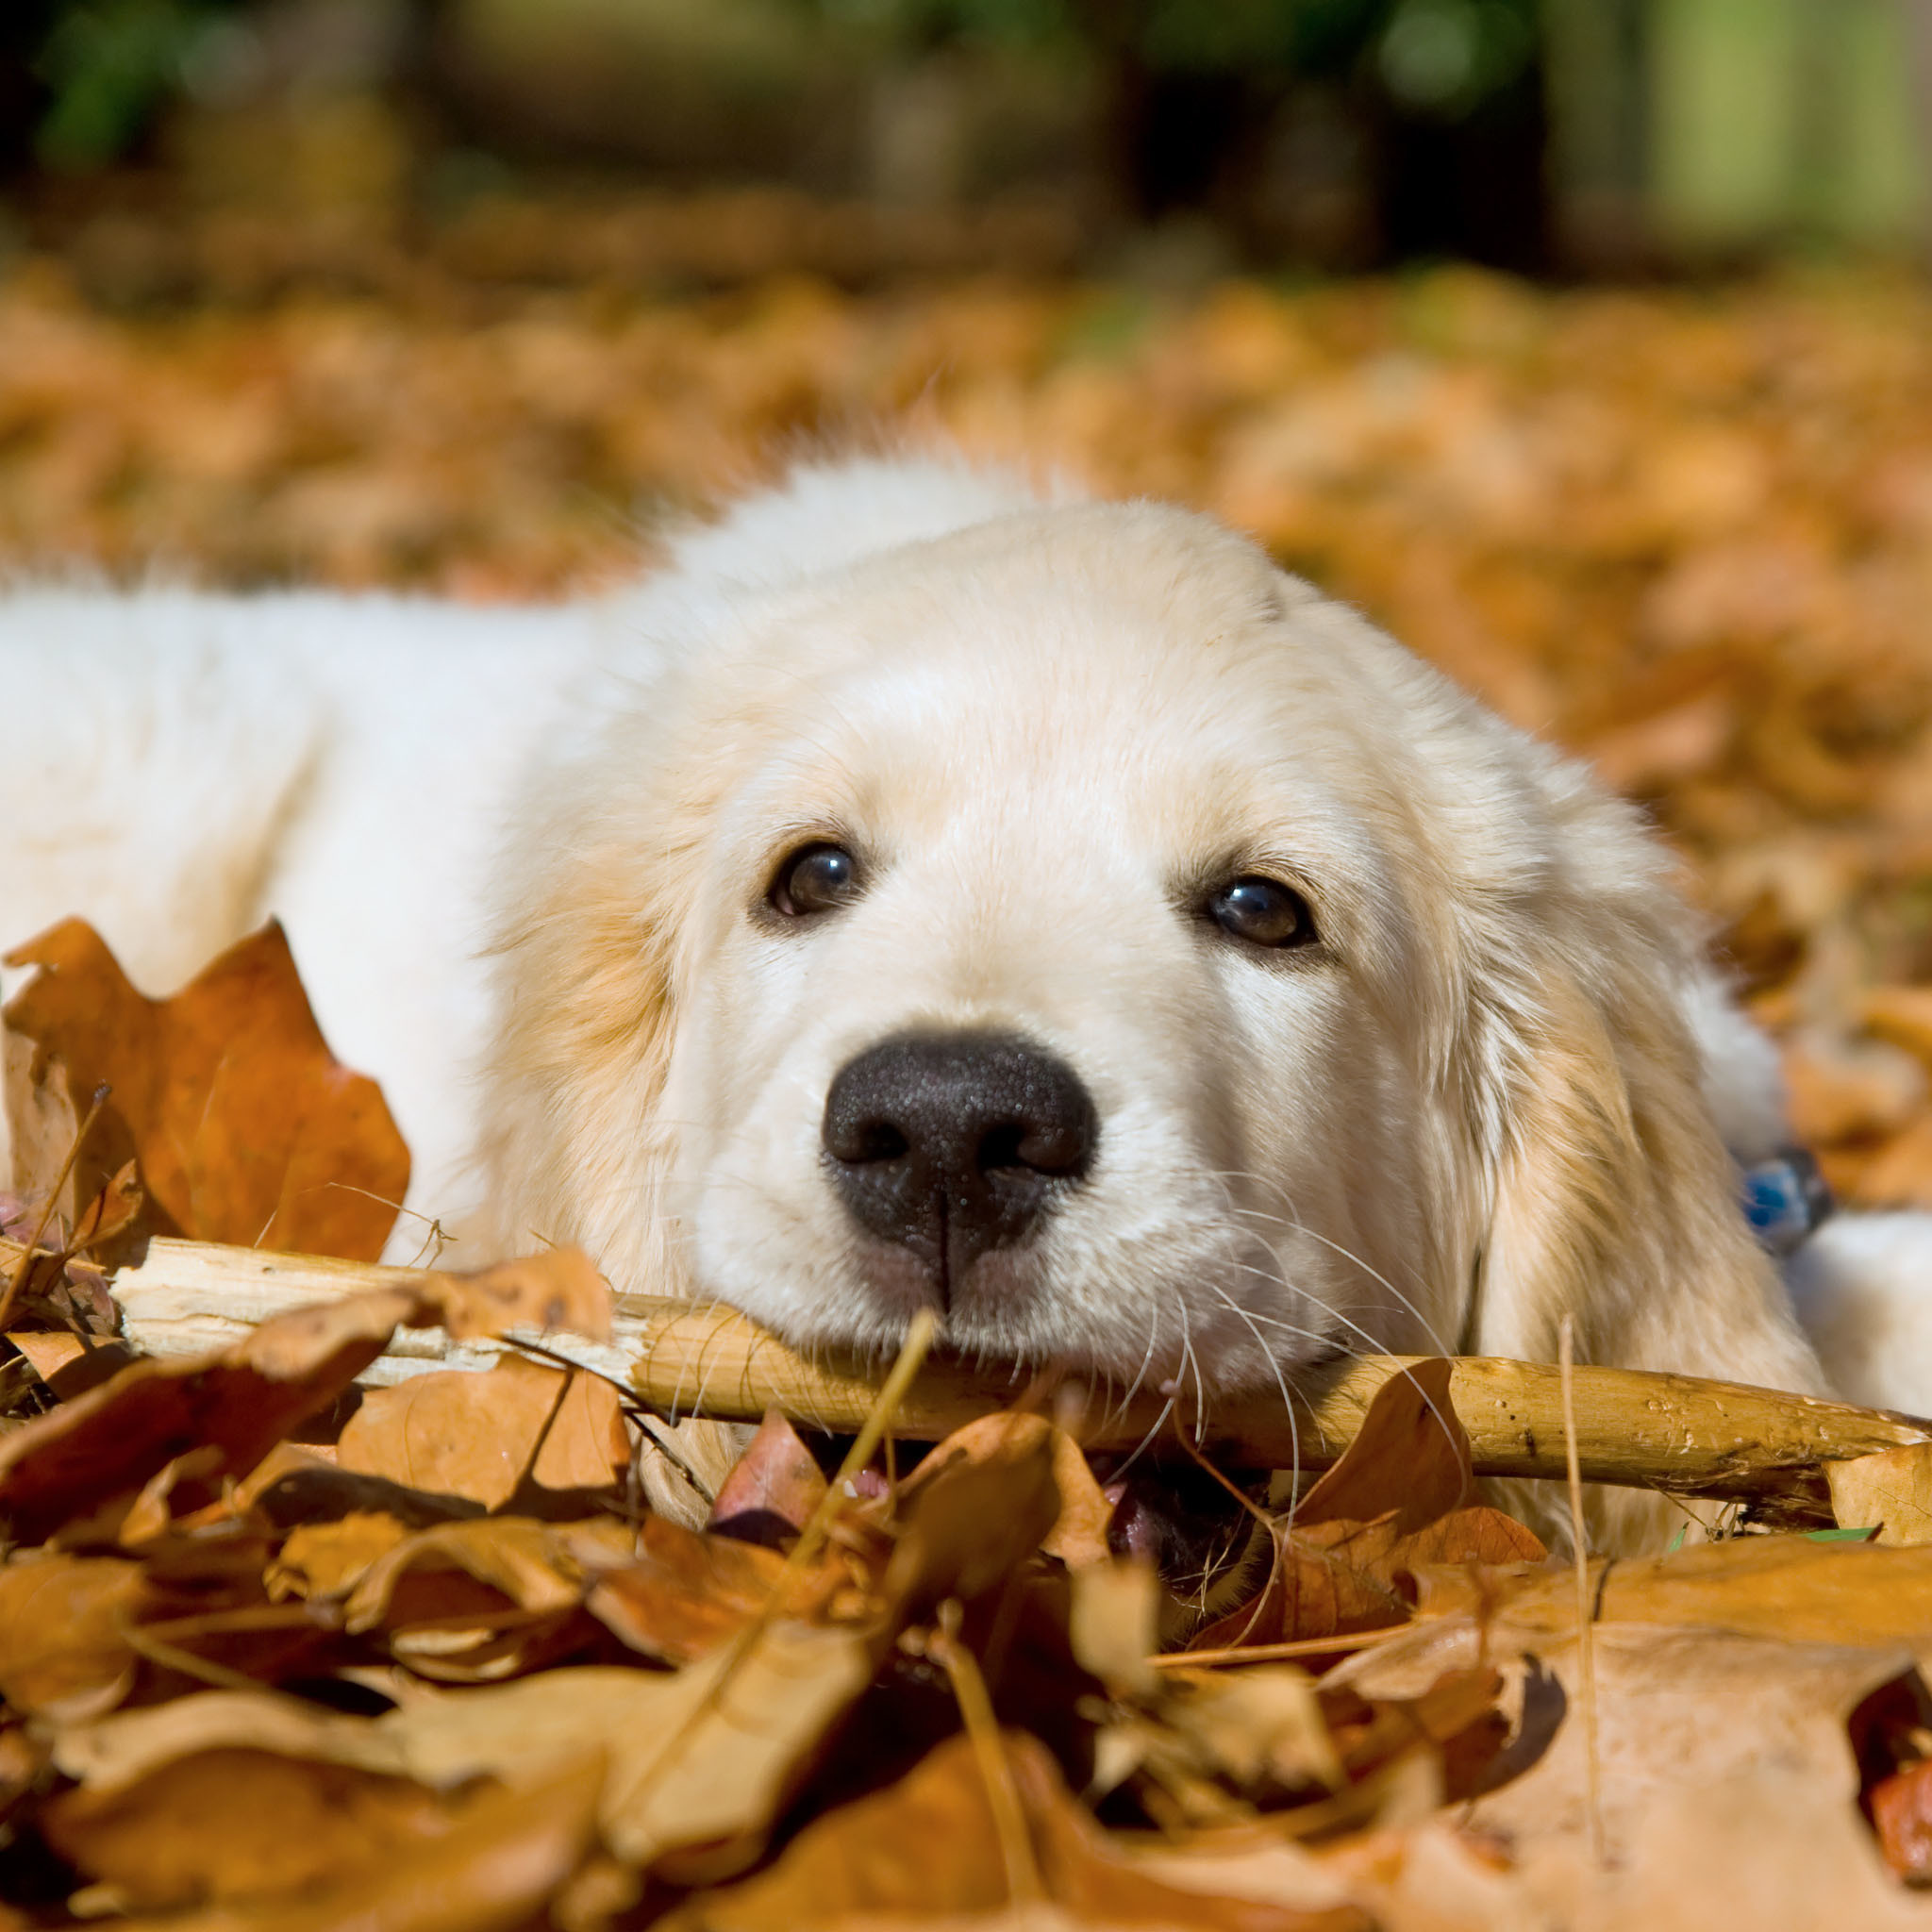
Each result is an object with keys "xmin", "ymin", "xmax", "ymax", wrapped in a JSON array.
[
  {"xmin": 2, "ymin": 919, "xmax": 408, "ymax": 1260},
  {"xmin": 880, "ymin": 1412, "xmax": 1067, "ymax": 1621},
  {"xmin": 418, "ymin": 1248, "xmax": 613, "ymax": 1344},
  {"xmin": 1334, "ymin": 1614, "xmax": 1911, "ymax": 1897},
  {"xmin": 1408, "ymin": 1532, "xmax": 1932, "ymax": 1649},
  {"xmin": 587, "ymin": 1513, "xmax": 841, "ymax": 1665},
  {"xmin": 337, "ymin": 1356, "xmax": 628, "ymax": 1508},
  {"xmin": 1068, "ymin": 1560, "xmax": 1161, "ymax": 1698},
  {"xmin": 707, "ymin": 1408, "xmax": 827, "ymax": 1548},
  {"xmin": 1828, "ymin": 1442, "xmax": 1932, "ymax": 1546},
  {"xmin": 1191, "ymin": 1360, "xmax": 1543, "ymax": 1652},
  {"xmin": 69, "ymin": 1158, "xmax": 143, "ymax": 1256},
  {"xmin": 384, "ymin": 1631, "xmax": 874, "ymax": 1876},
  {"xmin": 266, "ymin": 1512, "xmax": 410, "ymax": 1601},
  {"xmin": 0, "ymin": 1257, "xmax": 607, "ymax": 1542},
  {"xmin": 41, "ymin": 1747, "xmax": 467, "ymax": 1910},
  {"xmin": 653, "ymin": 1729, "xmax": 1373, "ymax": 1930},
  {"xmin": 133, "ymin": 1751, "xmax": 606, "ymax": 1932},
  {"xmin": 0, "ymin": 1552, "xmax": 143, "ymax": 1719}
]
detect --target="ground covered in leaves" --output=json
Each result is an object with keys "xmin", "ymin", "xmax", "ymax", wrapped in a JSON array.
[
  {"xmin": 11, "ymin": 190, "xmax": 1932, "ymax": 1199},
  {"xmin": 6, "ymin": 184, "xmax": 1932, "ymax": 1926}
]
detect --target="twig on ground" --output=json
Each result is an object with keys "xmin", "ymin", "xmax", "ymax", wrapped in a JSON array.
[{"xmin": 48, "ymin": 1235, "xmax": 1932, "ymax": 1515}]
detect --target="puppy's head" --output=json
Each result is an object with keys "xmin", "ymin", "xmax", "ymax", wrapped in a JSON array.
[{"xmin": 481, "ymin": 496, "xmax": 1819, "ymax": 1450}]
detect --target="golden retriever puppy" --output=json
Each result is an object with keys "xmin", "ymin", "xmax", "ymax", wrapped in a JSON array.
[{"xmin": 3, "ymin": 455, "xmax": 1924, "ymax": 1557}]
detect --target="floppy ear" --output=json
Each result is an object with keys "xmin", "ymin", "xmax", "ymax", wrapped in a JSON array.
[
  {"xmin": 1462, "ymin": 842, "xmax": 1828, "ymax": 1548},
  {"xmin": 470, "ymin": 732, "xmax": 751, "ymax": 1515}
]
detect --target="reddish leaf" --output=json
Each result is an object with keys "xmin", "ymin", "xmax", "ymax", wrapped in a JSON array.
[
  {"xmin": 708, "ymin": 1408, "xmax": 827, "ymax": 1548},
  {"xmin": 3, "ymin": 919, "xmax": 408, "ymax": 1261},
  {"xmin": 1191, "ymin": 1360, "xmax": 1545, "ymax": 1652}
]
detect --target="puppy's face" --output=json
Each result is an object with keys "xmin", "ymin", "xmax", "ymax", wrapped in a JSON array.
[{"xmin": 652, "ymin": 506, "xmax": 1486, "ymax": 1396}]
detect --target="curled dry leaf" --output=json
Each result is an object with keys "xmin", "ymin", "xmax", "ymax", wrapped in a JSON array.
[
  {"xmin": 879, "ymin": 1411, "xmax": 1069, "ymax": 1620},
  {"xmin": 0, "ymin": 1553, "xmax": 144, "ymax": 1720},
  {"xmin": 586, "ymin": 1514, "xmax": 844, "ymax": 1666},
  {"xmin": 707, "ymin": 1408, "xmax": 827, "ymax": 1548},
  {"xmin": 1191, "ymin": 1360, "xmax": 1544, "ymax": 1654},
  {"xmin": 654, "ymin": 1728, "xmax": 1374, "ymax": 1932},
  {"xmin": 0, "ymin": 1249, "xmax": 611, "ymax": 1543},
  {"xmin": 1067, "ymin": 1560, "xmax": 1162, "ymax": 1698},
  {"xmin": 337, "ymin": 1356, "xmax": 629, "ymax": 1509},
  {"xmin": 417, "ymin": 1248, "xmax": 613, "ymax": 1344},
  {"xmin": 2, "ymin": 919, "xmax": 408, "ymax": 1262},
  {"xmin": 381, "ymin": 1632, "xmax": 875, "ymax": 1876},
  {"xmin": 69, "ymin": 1159, "xmax": 144, "ymax": 1257},
  {"xmin": 124, "ymin": 1751, "xmax": 608, "ymax": 1932},
  {"xmin": 1827, "ymin": 1441, "xmax": 1932, "ymax": 1546},
  {"xmin": 53, "ymin": 1616, "xmax": 873, "ymax": 1882},
  {"xmin": 40, "ymin": 1747, "xmax": 469, "ymax": 1912},
  {"xmin": 266, "ymin": 1512, "xmax": 410, "ymax": 1601},
  {"xmin": 1408, "ymin": 1532, "xmax": 1932, "ymax": 1648}
]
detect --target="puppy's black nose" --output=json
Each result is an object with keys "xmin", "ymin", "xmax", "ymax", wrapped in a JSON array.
[{"xmin": 822, "ymin": 1031, "xmax": 1098, "ymax": 1299}]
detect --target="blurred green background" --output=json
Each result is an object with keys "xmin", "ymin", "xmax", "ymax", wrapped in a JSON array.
[{"xmin": 4, "ymin": 0, "xmax": 1927, "ymax": 277}]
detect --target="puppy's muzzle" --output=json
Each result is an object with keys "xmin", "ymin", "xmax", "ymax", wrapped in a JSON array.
[{"xmin": 821, "ymin": 1030, "xmax": 1097, "ymax": 1304}]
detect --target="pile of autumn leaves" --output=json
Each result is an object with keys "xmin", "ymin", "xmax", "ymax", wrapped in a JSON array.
[
  {"xmin": 3, "ymin": 940, "xmax": 1932, "ymax": 1924},
  {"xmin": 13, "ymin": 239, "xmax": 1932, "ymax": 1211}
]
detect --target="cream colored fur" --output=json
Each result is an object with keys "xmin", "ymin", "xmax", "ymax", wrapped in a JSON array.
[{"xmin": 2, "ymin": 455, "xmax": 1924, "ymax": 1552}]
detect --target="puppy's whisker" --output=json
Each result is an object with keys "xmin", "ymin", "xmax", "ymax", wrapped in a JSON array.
[
  {"xmin": 1222, "ymin": 1258, "xmax": 1463, "ymax": 1469},
  {"xmin": 1202, "ymin": 1279, "xmax": 1305, "ymax": 1539},
  {"xmin": 1211, "ymin": 1171, "xmax": 1454, "ymax": 1357}
]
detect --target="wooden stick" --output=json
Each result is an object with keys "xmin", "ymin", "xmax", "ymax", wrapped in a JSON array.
[{"xmin": 18, "ymin": 1234, "xmax": 1932, "ymax": 1512}]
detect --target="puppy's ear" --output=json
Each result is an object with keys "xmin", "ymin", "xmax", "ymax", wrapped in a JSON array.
[
  {"xmin": 471, "ymin": 754, "xmax": 695, "ymax": 1298},
  {"xmin": 471, "ymin": 757, "xmax": 757, "ymax": 1523},
  {"xmin": 1465, "ymin": 866, "xmax": 1826, "ymax": 1546}
]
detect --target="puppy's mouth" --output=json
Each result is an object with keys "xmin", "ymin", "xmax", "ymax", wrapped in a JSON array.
[
  {"xmin": 1091, "ymin": 1454, "xmax": 1269, "ymax": 1591},
  {"xmin": 798, "ymin": 1433, "xmax": 1265, "ymax": 1596}
]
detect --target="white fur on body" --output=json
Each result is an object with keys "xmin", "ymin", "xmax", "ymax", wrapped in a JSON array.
[{"xmin": 4, "ymin": 457, "xmax": 1928, "ymax": 1549}]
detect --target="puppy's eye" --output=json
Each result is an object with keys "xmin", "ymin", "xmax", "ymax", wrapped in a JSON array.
[
  {"xmin": 1207, "ymin": 875, "xmax": 1316, "ymax": 950},
  {"xmin": 770, "ymin": 842, "xmax": 861, "ymax": 917}
]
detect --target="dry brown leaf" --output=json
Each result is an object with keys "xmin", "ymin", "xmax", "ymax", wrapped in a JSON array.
[
  {"xmin": 341, "ymin": 1516, "xmax": 598, "ymax": 1681},
  {"xmin": 417, "ymin": 1248, "xmax": 613, "ymax": 1344},
  {"xmin": 1334, "ymin": 1613, "xmax": 1913, "ymax": 1888},
  {"xmin": 1042, "ymin": 1426, "xmax": 1119, "ymax": 1570},
  {"xmin": 1191, "ymin": 1361, "xmax": 1543, "ymax": 1653},
  {"xmin": 344, "ymin": 1515, "xmax": 589, "ymax": 1631},
  {"xmin": 654, "ymin": 1729, "xmax": 1374, "ymax": 1931},
  {"xmin": 586, "ymin": 1514, "xmax": 841, "ymax": 1666},
  {"xmin": 69, "ymin": 1158, "xmax": 144, "ymax": 1257},
  {"xmin": 707, "ymin": 1408, "xmax": 827, "ymax": 1548},
  {"xmin": 1068, "ymin": 1561, "xmax": 1161, "ymax": 1698},
  {"xmin": 337, "ymin": 1356, "xmax": 628, "ymax": 1508},
  {"xmin": 1828, "ymin": 1442, "xmax": 1932, "ymax": 1545},
  {"xmin": 879, "ymin": 1411, "xmax": 1067, "ymax": 1621},
  {"xmin": 1408, "ymin": 1533, "xmax": 1932, "ymax": 1649},
  {"xmin": 121, "ymin": 1751, "xmax": 606, "ymax": 1932},
  {"xmin": 0, "ymin": 1552, "xmax": 143, "ymax": 1720},
  {"xmin": 266, "ymin": 1513, "xmax": 411, "ymax": 1601},
  {"xmin": 0, "ymin": 1255, "xmax": 608, "ymax": 1542},
  {"xmin": 41, "ymin": 1747, "xmax": 467, "ymax": 1911},
  {"xmin": 53, "ymin": 1618, "xmax": 869, "ymax": 1880},
  {"xmin": 2, "ymin": 919, "xmax": 408, "ymax": 1260},
  {"xmin": 380, "ymin": 1631, "xmax": 874, "ymax": 1875},
  {"xmin": 1163, "ymin": 1668, "xmax": 1347, "ymax": 1800}
]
